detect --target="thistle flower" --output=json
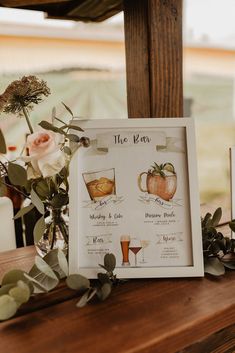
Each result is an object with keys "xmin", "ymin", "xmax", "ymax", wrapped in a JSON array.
[{"xmin": 0, "ymin": 76, "xmax": 50, "ymax": 116}]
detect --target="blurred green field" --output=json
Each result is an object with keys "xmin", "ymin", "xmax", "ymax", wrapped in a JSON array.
[{"xmin": 0, "ymin": 71, "xmax": 234, "ymax": 208}]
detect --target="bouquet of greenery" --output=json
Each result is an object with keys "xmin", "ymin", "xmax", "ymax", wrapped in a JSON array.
[{"xmin": 0, "ymin": 76, "xmax": 89, "ymax": 252}]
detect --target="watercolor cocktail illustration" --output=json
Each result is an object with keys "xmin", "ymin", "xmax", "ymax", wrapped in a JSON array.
[
  {"xmin": 120, "ymin": 236, "xmax": 143, "ymax": 267},
  {"xmin": 82, "ymin": 168, "xmax": 116, "ymax": 202},
  {"xmin": 120, "ymin": 235, "xmax": 131, "ymax": 266},
  {"xmin": 138, "ymin": 162, "xmax": 177, "ymax": 201},
  {"xmin": 140, "ymin": 240, "xmax": 150, "ymax": 263}
]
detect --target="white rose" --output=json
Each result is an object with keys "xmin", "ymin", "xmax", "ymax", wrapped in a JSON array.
[{"xmin": 24, "ymin": 129, "xmax": 66, "ymax": 178}]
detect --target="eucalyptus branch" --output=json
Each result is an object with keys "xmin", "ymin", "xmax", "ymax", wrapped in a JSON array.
[{"xmin": 0, "ymin": 180, "xmax": 30, "ymax": 199}]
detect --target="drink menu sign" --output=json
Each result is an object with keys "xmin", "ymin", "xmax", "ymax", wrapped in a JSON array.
[{"xmin": 69, "ymin": 119, "xmax": 204, "ymax": 278}]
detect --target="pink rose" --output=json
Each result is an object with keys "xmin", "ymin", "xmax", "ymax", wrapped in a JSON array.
[{"xmin": 24, "ymin": 129, "xmax": 65, "ymax": 178}]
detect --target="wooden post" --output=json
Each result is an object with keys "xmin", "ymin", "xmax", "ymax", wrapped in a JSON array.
[{"xmin": 124, "ymin": 0, "xmax": 183, "ymax": 118}]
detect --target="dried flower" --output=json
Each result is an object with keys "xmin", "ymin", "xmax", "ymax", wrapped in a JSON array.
[{"xmin": 0, "ymin": 76, "xmax": 50, "ymax": 116}]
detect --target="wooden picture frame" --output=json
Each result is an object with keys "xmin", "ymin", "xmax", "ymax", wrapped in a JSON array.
[{"xmin": 69, "ymin": 118, "xmax": 204, "ymax": 278}]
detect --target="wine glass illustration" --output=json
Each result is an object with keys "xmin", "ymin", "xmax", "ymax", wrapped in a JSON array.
[
  {"xmin": 129, "ymin": 238, "xmax": 142, "ymax": 267},
  {"xmin": 120, "ymin": 235, "xmax": 130, "ymax": 266},
  {"xmin": 140, "ymin": 240, "xmax": 150, "ymax": 264}
]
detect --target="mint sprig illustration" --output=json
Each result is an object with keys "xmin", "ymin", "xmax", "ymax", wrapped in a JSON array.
[{"xmin": 148, "ymin": 162, "xmax": 176, "ymax": 178}]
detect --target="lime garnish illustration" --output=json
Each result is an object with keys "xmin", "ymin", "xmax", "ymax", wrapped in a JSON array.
[
  {"xmin": 149, "ymin": 162, "xmax": 176, "ymax": 177},
  {"xmin": 163, "ymin": 163, "xmax": 175, "ymax": 174}
]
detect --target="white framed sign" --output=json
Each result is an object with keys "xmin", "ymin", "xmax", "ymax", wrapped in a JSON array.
[{"xmin": 69, "ymin": 118, "xmax": 204, "ymax": 278}]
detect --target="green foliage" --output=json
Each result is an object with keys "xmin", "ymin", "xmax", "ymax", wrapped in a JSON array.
[
  {"xmin": 14, "ymin": 204, "xmax": 35, "ymax": 220},
  {"xmin": 31, "ymin": 188, "xmax": 45, "ymax": 214},
  {"xmin": 61, "ymin": 102, "xmax": 73, "ymax": 117},
  {"xmin": 66, "ymin": 274, "xmax": 90, "ymax": 291},
  {"xmin": 33, "ymin": 216, "xmax": 46, "ymax": 243},
  {"xmin": 0, "ymin": 251, "xmax": 117, "ymax": 321},
  {"xmin": 149, "ymin": 162, "xmax": 176, "ymax": 178},
  {"xmin": 0, "ymin": 129, "xmax": 6, "ymax": 154},
  {"xmin": 8, "ymin": 162, "xmax": 27, "ymax": 187},
  {"xmin": 67, "ymin": 253, "xmax": 116, "ymax": 308},
  {"xmin": 202, "ymin": 207, "xmax": 235, "ymax": 276}
]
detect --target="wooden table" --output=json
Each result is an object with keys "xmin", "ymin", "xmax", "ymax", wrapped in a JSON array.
[{"xmin": 1, "ymin": 245, "xmax": 235, "ymax": 353}]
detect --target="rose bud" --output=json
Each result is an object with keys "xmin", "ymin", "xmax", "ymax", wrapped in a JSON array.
[{"xmin": 80, "ymin": 137, "xmax": 90, "ymax": 148}]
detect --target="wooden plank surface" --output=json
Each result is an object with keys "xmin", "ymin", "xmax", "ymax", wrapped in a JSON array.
[
  {"xmin": 1, "ymin": 272, "xmax": 235, "ymax": 353},
  {"xmin": 179, "ymin": 323, "xmax": 235, "ymax": 353},
  {"xmin": 0, "ymin": 246, "xmax": 36, "ymax": 282}
]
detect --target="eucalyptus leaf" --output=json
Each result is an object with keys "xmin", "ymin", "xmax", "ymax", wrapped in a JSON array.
[
  {"xmin": 0, "ymin": 129, "xmax": 6, "ymax": 154},
  {"xmin": 35, "ymin": 256, "xmax": 58, "ymax": 280},
  {"xmin": 104, "ymin": 253, "xmax": 116, "ymax": 272},
  {"xmin": 43, "ymin": 249, "xmax": 66, "ymax": 279},
  {"xmin": 222, "ymin": 262, "xmax": 235, "ymax": 270},
  {"xmin": 211, "ymin": 208, "xmax": 222, "ymax": 227},
  {"xmin": 38, "ymin": 121, "xmax": 65, "ymax": 135},
  {"xmin": 1, "ymin": 269, "xmax": 26, "ymax": 286},
  {"xmin": 66, "ymin": 125, "xmax": 84, "ymax": 132},
  {"xmin": 204, "ymin": 257, "xmax": 225, "ymax": 276},
  {"xmin": 8, "ymin": 162, "xmax": 27, "ymax": 187},
  {"xmin": 87, "ymin": 288, "xmax": 97, "ymax": 302},
  {"xmin": 31, "ymin": 188, "xmax": 45, "ymax": 214},
  {"xmin": 57, "ymin": 249, "xmax": 68, "ymax": 277},
  {"xmin": 62, "ymin": 102, "xmax": 73, "ymax": 117},
  {"xmin": 0, "ymin": 295, "xmax": 18, "ymax": 321},
  {"xmin": 66, "ymin": 274, "xmax": 90, "ymax": 291},
  {"xmin": 63, "ymin": 146, "xmax": 72, "ymax": 155},
  {"xmin": 97, "ymin": 273, "xmax": 111, "ymax": 285},
  {"xmin": 35, "ymin": 180, "xmax": 50, "ymax": 199},
  {"xmin": 97, "ymin": 283, "xmax": 112, "ymax": 301},
  {"xmin": 229, "ymin": 220, "xmax": 235, "ymax": 232},
  {"xmin": 202, "ymin": 213, "xmax": 212, "ymax": 229},
  {"xmin": 28, "ymin": 264, "xmax": 59, "ymax": 293},
  {"xmin": 24, "ymin": 273, "xmax": 49, "ymax": 293},
  {"xmin": 51, "ymin": 107, "xmax": 56, "ymax": 122},
  {"xmin": 33, "ymin": 216, "xmax": 46, "ymax": 244},
  {"xmin": 67, "ymin": 134, "xmax": 80, "ymax": 143},
  {"xmin": 0, "ymin": 284, "xmax": 15, "ymax": 296},
  {"xmin": 9, "ymin": 282, "xmax": 30, "ymax": 305},
  {"xmin": 14, "ymin": 204, "xmax": 35, "ymax": 220},
  {"xmin": 76, "ymin": 291, "xmax": 89, "ymax": 308},
  {"xmin": 51, "ymin": 193, "xmax": 68, "ymax": 208}
]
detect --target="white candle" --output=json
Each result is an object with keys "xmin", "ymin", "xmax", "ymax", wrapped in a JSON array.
[{"xmin": 0, "ymin": 197, "xmax": 16, "ymax": 251}]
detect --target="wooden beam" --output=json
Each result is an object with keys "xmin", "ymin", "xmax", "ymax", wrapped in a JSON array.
[
  {"xmin": 124, "ymin": 0, "xmax": 183, "ymax": 118},
  {"xmin": 0, "ymin": 0, "xmax": 69, "ymax": 6},
  {"xmin": 148, "ymin": 0, "xmax": 183, "ymax": 117},
  {"xmin": 124, "ymin": 0, "xmax": 151, "ymax": 118}
]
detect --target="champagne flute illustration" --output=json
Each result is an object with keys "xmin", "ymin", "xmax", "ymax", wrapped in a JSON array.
[
  {"xmin": 140, "ymin": 240, "xmax": 150, "ymax": 264},
  {"xmin": 129, "ymin": 238, "xmax": 142, "ymax": 267}
]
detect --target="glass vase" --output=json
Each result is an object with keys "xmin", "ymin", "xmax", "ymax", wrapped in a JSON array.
[{"xmin": 36, "ymin": 207, "xmax": 68, "ymax": 257}]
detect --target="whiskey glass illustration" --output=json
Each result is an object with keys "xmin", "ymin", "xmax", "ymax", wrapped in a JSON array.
[
  {"xmin": 129, "ymin": 238, "xmax": 142, "ymax": 267},
  {"xmin": 82, "ymin": 168, "xmax": 116, "ymax": 202},
  {"xmin": 120, "ymin": 235, "xmax": 130, "ymax": 266}
]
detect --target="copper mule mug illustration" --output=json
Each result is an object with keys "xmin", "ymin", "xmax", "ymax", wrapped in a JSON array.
[{"xmin": 138, "ymin": 163, "xmax": 177, "ymax": 201}]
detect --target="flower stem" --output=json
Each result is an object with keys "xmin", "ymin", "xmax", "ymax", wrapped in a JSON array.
[
  {"xmin": 1, "ymin": 179, "xmax": 30, "ymax": 199},
  {"xmin": 22, "ymin": 106, "xmax": 34, "ymax": 134}
]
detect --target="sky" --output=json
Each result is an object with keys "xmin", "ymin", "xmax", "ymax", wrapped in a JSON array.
[{"xmin": 0, "ymin": 0, "xmax": 234, "ymax": 42}]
